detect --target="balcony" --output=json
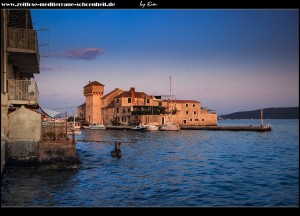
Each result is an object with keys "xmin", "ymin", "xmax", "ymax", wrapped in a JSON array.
[
  {"xmin": 131, "ymin": 106, "xmax": 167, "ymax": 115},
  {"xmin": 7, "ymin": 27, "xmax": 40, "ymax": 75},
  {"xmin": 7, "ymin": 79, "xmax": 39, "ymax": 106}
]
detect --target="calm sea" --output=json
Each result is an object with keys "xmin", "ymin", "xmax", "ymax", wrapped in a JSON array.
[{"xmin": 1, "ymin": 119, "xmax": 299, "ymax": 207}]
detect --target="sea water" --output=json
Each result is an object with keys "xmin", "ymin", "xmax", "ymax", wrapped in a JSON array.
[{"xmin": 1, "ymin": 119, "xmax": 298, "ymax": 207}]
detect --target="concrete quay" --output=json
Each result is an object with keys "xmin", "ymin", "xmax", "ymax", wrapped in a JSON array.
[
  {"xmin": 106, "ymin": 125, "xmax": 272, "ymax": 132},
  {"xmin": 180, "ymin": 125, "xmax": 272, "ymax": 132}
]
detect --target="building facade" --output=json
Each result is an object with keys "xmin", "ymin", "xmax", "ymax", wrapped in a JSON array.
[
  {"xmin": 79, "ymin": 81, "xmax": 217, "ymax": 127},
  {"xmin": 1, "ymin": 9, "xmax": 41, "ymax": 174}
]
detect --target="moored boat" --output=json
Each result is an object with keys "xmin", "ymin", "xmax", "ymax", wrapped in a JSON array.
[
  {"xmin": 144, "ymin": 124, "xmax": 160, "ymax": 131},
  {"xmin": 131, "ymin": 125, "xmax": 146, "ymax": 131},
  {"xmin": 160, "ymin": 123, "xmax": 180, "ymax": 131},
  {"xmin": 89, "ymin": 123, "xmax": 106, "ymax": 129}
]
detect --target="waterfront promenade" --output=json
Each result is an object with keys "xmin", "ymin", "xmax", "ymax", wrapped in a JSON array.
[{"xmin": 106, "ymin": 125, "xmax": 272, "ymax": 132}]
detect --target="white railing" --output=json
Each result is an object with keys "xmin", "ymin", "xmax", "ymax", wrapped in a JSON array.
[{"xmin": 7, "ymin": 79, "xmax": 39, "ymax": 105}]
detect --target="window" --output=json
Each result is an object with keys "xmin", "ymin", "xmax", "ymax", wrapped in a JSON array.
[
  {"xmin": 159, "ymin": 102, "xmax": 162, "ymax": 106},
  {"xmin": 116, "ymin": 108, "xmax": 119, "ymax": 113},
  {"xmin": 190, "ymin": 119, "xmax": 192, "ymax": 121},
  {"xmin": 185, "ymin": 104, "xmax": 188, "ymax": 107},
  {"xmin": 116, "ymin": 98, "xmax": 119, "ymax": 103},
  {"xmin": 194, "ymin": 111, "xmax": 197, "ymax": 115},
  {"xmin": 193, "ymin": 104, "xmax": 195, "ymax": 107},
  {"xmin": 128, "ymin": 108, "xmax": 130, "ymax": 113},
  {"xmin": 128, "ymin": 98, "xmax": 131, "ymax": 103},
  {"xmin": 186, "ymin": 111, "xmax": 189, "ymax": 114},
  {"xmin": 183, "ymin": 119, "xmax": 187, "ymax": 124},
  {"xmin": 122, "ymin": 116, "xmax": 126, "ymax": 122},
  {"xmin": 147, "ymin": 99, "xmax": 150, "ymax": 103},
  {"xmin": 123, "ymin": 109, "xmax": 125, "ymax": 113},
  {"xmin": 195, "ymin": 119, "xmax": 198, "ymax": 121},
  {"xmin": 202, "ymin": 119, "xmax": 204, "ymax": 121}
]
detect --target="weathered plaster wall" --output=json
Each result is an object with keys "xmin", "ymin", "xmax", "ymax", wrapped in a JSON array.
[{"xmin": 8, "ymin": 106, "xmax": 41, "ymax": 141}]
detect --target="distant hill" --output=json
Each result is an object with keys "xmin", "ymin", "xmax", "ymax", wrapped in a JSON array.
[{"xmin": 220, "ymin": 107, "xmax": 299, "ymax": 119}]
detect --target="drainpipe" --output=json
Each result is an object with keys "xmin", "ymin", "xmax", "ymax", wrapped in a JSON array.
[{"xmin": 3, "ymin": 10, "xmax": 7, "ymax": 93}]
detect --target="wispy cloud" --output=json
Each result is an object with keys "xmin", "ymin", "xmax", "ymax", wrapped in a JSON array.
[
  {"xmin": 66, "ymin": 48, "xmax": 104, "ymax": 60},
  {"xmin": 49, "ymin": 48, "xmax": 104, "ymax": 60},
  {"xmin": 40, "ymin": 66, "xmax": 54, "ymax": 71}
]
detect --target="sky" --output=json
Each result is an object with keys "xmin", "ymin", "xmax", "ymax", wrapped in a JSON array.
[{"xmin": 30, "ymin": 9, "xmax": 299, "ymax": 115}]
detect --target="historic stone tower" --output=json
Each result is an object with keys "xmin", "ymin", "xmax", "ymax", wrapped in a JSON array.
[{"xmin": 83, "ymin": 81, "xmax": 105, "ymax": 125}]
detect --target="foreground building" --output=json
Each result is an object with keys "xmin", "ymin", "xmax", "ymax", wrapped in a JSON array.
[
  {"xmin": 1, "ymin": 9, "xmax": 41, "ymax": 174},
  {"xmin": 1, "ymin": 10, "xmax": 77, "ymax": 175},
  {"xmin": 78, "ymin": 81, "xmax": 217, "ymax": 127}
]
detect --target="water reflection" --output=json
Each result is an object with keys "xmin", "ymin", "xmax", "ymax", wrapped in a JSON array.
[{"xmin": 1, "ymin": 167, "xmax": 78, "ymax": 206}]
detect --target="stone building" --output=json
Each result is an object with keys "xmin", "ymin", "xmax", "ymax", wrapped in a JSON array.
[
  {"xmin": 171, "ymin": 100, "xmax": 217, "ymax": 126},
  {"xmin": 79, "ymin": 81, "xmax": 217, "ymax": 127},
  {"xmin": 83, "ymin": 81, "xmax": 104, "ymax": 124}
]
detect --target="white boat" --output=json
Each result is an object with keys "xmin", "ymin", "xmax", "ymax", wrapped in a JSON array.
[
  {"xmin": 143, "ymin": 124, "xmax": 159, "ymax": 131},
  {"xmin": 131, "ymin": 125, "xmax": 146, "ymax": 131},
  {"xmin": 160, "ymin": 122, "xmax": 180, "ymax": 131},
  {"xmin": 67, "ymin": 130, "xmax": 81, "ymax": 135},
  {"xmin": 89, "ymin": 123, "xmax": 106, "ymax": 129}
]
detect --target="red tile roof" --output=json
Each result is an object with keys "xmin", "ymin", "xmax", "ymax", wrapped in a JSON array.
[
  {"xmin": 116, "ymin": 91, "xmax": 151, "ymax": 99},
  {"xmin": 172, "ymin": 100, "xmax": 200, "ymax": 104},
  {"xmin": 84, "ymin": 81, "xmax": 105, "ymax": 88},
  {"xmin": 103, "ymin": 88, "xmax": 124, "ymax": 99}
]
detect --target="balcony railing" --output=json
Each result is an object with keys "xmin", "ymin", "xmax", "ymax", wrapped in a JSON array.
[
  {"xmin": 7, "ymin": 27, "xmax": 40, "ymax": 74},
  {"xmin": 7, "ymin": 79, "xmax": 39, "ymax": 105},
  {"xmin": 41, "ymin": 122, "xmax": 69, "ymax": 141},
  {"xmin": 7, "ymin": 27, "xmax": 38, "ymax": 51}
]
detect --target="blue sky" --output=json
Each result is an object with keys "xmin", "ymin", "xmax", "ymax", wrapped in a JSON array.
[{"xmin": 31, "ymin": 9, "xmax": 299, "ymax": 115}]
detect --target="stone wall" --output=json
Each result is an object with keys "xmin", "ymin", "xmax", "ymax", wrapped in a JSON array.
[
  {"xmin": 199, "ymin": 110, "xmax": 217, "ymax": 126},
  {"xmin": 38, "ymin": 141, "xmax": 78, "ymax": 165},
  {"xmin": 6, "ymin": 140, "xmax": 39, "ymax": 164}
]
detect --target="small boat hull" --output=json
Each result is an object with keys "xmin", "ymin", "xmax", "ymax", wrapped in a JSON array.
[
  {"xmin": 160, "ymin": 123, "xmax": 180, "ymax": 131},
  {"xmin": 89, "ymin": 124, "xmax": 106, "ymax": 129}
]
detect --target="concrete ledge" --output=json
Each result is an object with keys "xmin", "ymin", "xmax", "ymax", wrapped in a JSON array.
[
  {"xmin": 180, "ymin": 125, "xmax": 272, "ymax": 132},
  {"xmin": 38, "ymin": 141, "xmax": 78, "ymax": 164},
  {"xmin": 1, "ymin": 140, "xmax": 6, "ymax": 176},
  {"xmin": 5, "ymin": 140, "xmax": 79, "ymax": 168},
  {"xmin": 6, "ymin": 140, "xmax": 39, "ymax": 162}
]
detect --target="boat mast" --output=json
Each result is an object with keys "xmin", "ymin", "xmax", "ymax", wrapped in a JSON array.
[
  {"xmin": 170, "ymin": 75, "xmax": 172, "ymax": 114},
  {"xmin": 261, "ymin": 107, "xmax": 263, "ymax": 126}
]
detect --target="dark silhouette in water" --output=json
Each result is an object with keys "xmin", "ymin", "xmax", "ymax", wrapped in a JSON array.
[{"xmin": 111, "ymin": 142, "xmax": 122, "ymax": 158}]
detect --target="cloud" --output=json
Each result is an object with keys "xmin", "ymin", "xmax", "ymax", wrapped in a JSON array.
[
  {"xmin": 66, "ymin": 48, "xmax": 104, "ymax": 60},
  {"xmin": 48, "ymin": 48, "xmax": 104, "ymax": 60},
  {"xmin": 40, "ymin": 66, "xmax": 54, "ymax": 71}
]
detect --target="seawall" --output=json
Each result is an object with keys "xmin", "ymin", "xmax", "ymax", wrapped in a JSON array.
[{"xmin": 4, "ymin": 140, "xmax": 79, "ymax": 169}]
